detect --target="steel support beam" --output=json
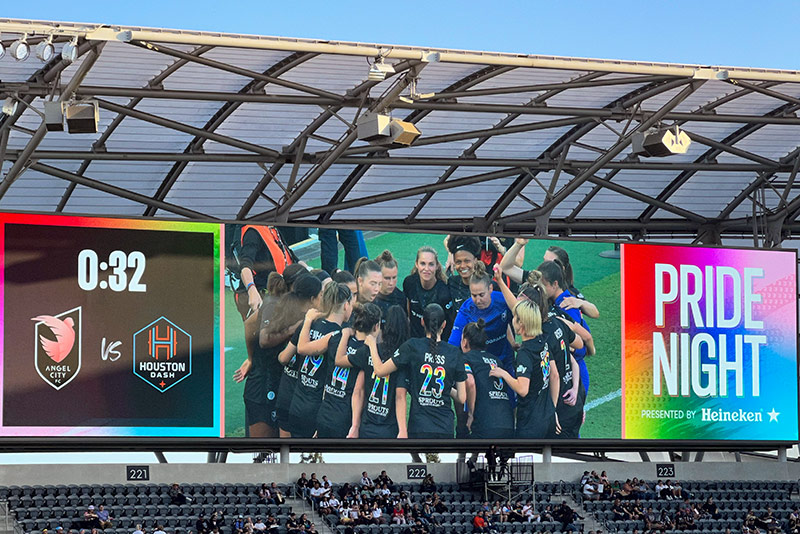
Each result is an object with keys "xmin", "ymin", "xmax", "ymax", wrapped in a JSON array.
[
  {"xmin": 263, "ymin": 63, "xmax": 427, "ymax": 220},
  {"xmin": 154, "ymin": 452, "xmax": 168, "ymax": 463},
  {"xmin": 58, "ymin": 44, "xmax": 215, "ymax": 213},
  {"xmin": 131, "ymin": 40, "xmax": 345, "ymax": 101},
  {"xmin": 30, "ymin": 163, "xmax": 213, "ymax": 219},
  {"xmin": 0, "ymin": 43, "xmax": 104, "ymax": 199},
  {"xmin": 498, "ymin": 80, "xmax": 705, "ymax": 225},
  {"xmin": 95, "ymin": 98, "xmax": 281, "ymax": 158},
  {"xmin": 257, "ymin": 167, "xmax": 521, "ymax": 221},
  {"xmin": 485, "ymin": 78, "xmax": 693, "ymax": 226},
  {"xmin": 9, "ymin": 84, "xmax": 800, "ymax": 125},
  {"xmin": 145, "ymin": 51, "xmax": 317, "ymax": 217}
]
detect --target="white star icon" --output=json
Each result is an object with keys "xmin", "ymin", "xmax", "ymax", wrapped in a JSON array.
[{"xmin": 768, "ymin": 408, "xmax": 780, "ymax": 422}]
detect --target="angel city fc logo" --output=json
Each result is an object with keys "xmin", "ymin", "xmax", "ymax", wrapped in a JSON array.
[
  {"xmin": 133, "ymin": 317, "xmax": 192, "ymax": 392},
  {"xmin": 32, "ymin": 307, "xmax": 82, "ymax": 390}
]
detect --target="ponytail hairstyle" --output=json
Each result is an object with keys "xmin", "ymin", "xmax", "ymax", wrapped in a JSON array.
[
  {"xmin": 264, "ymin": 274, "xmax": 322, "ymax": 336},
  {"xmin": 463, "ymin": 318, "xmax": 487, "ymax": 350},
  {"xmin": 321, "ymin": 281, "xmax": 353, "ymax": 316},
  {"xmin": 351, "ymin": 302, "xmax": 381, "ymax": 334},
  {"xmin": 546, "ymin": 246, "xmax": 574, "ymax": 288},
  {"xmin": 380, "ymin": 305, "xmax": 410, "ymax": 358},
  {"xmin": 537, "ymin": 260, "xmax": 566, "ymax": 291},
  {"xmin": 411, "ymin": 246, "xmax": 447, "ymax": 283},
  {"xmin": 374, "ymin": 250, "xmax": 398, "ymax": 270},
  {"xmin": 354, "ymin": 257, "xmax": 381, "ymax": 280},
  {"xmin": 521, "ymin": 270, "xmax": 550, "ymax": 308},
  {"xmin": 469, "ymin": 260, "xmax": 492, "ymax": 289},
  {"xmin": 266, "ymin": 272, "xmax": 289, "ymax": 297},
  {"xmin": 513, "ymin": 299, "xmax": 543, "ymax": 338},
  {"xmin": 422, "ymin": 303, "xmax": 446, "ymax": 355}
]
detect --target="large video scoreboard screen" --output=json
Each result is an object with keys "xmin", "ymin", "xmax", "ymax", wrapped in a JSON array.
[{"xmin": 0, "ymin": 212, "xmax": 795, "ymax": 443}]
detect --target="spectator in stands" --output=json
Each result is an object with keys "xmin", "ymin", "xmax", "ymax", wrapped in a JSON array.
[
  {"xmin": 421, "ymin": 474, "xmax": 436, "ymax": 493},
  {"xmin": 556, "ymin": 501, "xmax": 581, "ymax": 533},
  {"xmin": 196, "ymin": 513, "xmax": 210, "ymax": 534},
  {"xmin": 660, "ymin": 509, "xmax": 674, "ymax": 531},
  {"xmin": 133, "ymin": 524, "xmax": 144, "ymax": 534},
  {"xmin": 338, "ymin": 482, "xmax": 353, "ymax": 501},
  {"xmin": 269, "ymin": 482, "xmax": 286, "ymax": 505},
  {"xmin": 703, "ymin": 497, "xmax": 721, "ymax": 520},
  {"xmin": 580, "ymin": 471, "xmax": 591, "ymax": 485},
  {"xmin": 309, "ymin": 481, "xmax": 325, "ymax": 508},
  {"xmin": 758, "ymin": 507, "xmax": 780, "ymax": 534},
  {"xmin": 153, "ymin": 525, "xmax": 166, "ymax": 534},
  {"xmin": 83, "ymin": 505, "xmax": 101, "ymax": 529},
  {"xmin": 96, "ymin": 505, "xmax": 112, "ymax": 529},
  {"xmin": 645, "ymin": 506, "xmax": 665, "ymax": 531},
  {"xmin": 583, "ymin": 478, "xmax": 602, "ymax": 501},
  {"xmin": 486, "ymin": 446, "xmax": 498, "ymax": 481},
  {"xmin": 522, "ymin": 500, "xmax": 539, "ymax": 523},
  {"xmin": 472, "ymin": 511, "xmax": 489, "ymax": 534},
  {"xmin": 253, "ymin": 517, "xmax": 267, "ymax": 533},
  {"xmin": 232, "ymin": 515, "xmax": 246, "ymax": 534},
  {"xmin": 360, "ymin": 471, "xmax": 375, "ymax": 490},
  {"xmin": 392, "ymin": 502, "xmax": 407, "ymax": 525},
  {"xmin": 267, "ymin": 514, "xmax": 279, "ymax": 534},
  {"xmin": 371, "ymin": 503, "xmax": 386, "ymax": 525},
  {"xmin": 789, "ymin": 507, "xmax": 800, "ymax": 534},
  {"xmin": 168, "ymin": 483, "xmax": 189, "ymax": 505},
  {"xmin": 407, "ymin": 518, "xmax": 429, "ymax": 534},
  {"xmin": 655, "ymin": 480, "xmax": 670, "ymax": 500},
  {"xmin": 296, "ymin": 473, "xmax": 309, "ymax": 497},
  {"xmin": 612, "ymin": 499, "xmax": 629, "ymax": 520},
  {"xmin": 377, "ymin": 470, "xmax": 394, "ymax": 490},
  {"xmin": 285, "ymin": 513, "xmax": 300, "ymax": 534},
  {"xmin": 509, "ymin": 502, "xmax": 525, "ymax": 523},
  {"xmin": 210, "ymin": 511, "xmax": 225, "ymax": 531}
]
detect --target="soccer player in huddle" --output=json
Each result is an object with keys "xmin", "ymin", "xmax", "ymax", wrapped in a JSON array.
[{"xmin": 371, "ymin": 303, "xmax": 467, "ymax": 439}]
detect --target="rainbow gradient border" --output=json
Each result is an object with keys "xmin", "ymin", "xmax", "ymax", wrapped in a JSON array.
[{"xmin": 0, "ymin": 212, "xmax": 224, "ymax": 438}]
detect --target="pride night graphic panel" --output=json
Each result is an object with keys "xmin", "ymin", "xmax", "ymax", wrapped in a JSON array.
[
  {"xmin": 0, "ymin": 213, "xmax": 222, "ymax": 437},
  {"xmin": 622, "ymin": 243, "xmax": 798, "ymax": 441}
]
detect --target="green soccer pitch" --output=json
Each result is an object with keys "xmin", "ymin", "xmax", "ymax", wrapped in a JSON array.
[{"xmin": 223, "ymin": 231, "xmax": 621, "ymax": 440}]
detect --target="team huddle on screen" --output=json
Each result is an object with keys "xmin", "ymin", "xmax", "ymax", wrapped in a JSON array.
[{"xmin": 232, "ymin": 231, "xmax": 598, "ymax": 440}]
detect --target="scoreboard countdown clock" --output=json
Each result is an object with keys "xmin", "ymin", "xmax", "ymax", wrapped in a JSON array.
[{"xmin": 0, "ymin": 213, "xmax": 222, "ymax": 437}]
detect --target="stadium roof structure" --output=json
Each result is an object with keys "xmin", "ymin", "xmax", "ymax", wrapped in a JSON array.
[{"xmin": 3, "ymin": 19, "xmax": 800, "ymax": 243}]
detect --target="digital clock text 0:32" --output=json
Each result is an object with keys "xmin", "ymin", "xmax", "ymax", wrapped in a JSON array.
[{"xmin": 77, "ymin": 249, "xmax": 147, "ymax": 292}]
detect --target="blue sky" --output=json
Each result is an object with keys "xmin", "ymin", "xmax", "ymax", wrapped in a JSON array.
[{"xmin": 4, "ymin": 0, "xmax": 800, "ymax": 70}]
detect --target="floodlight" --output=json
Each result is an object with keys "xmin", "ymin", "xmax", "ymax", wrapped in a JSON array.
[
  {"xmin": 356, "ymin": 112, "xmax": 392, "ymax": 141},
  {"xmin": 44, "ymin": 101, "xmax": 65, "ymax": 131},
  {"xmin": 61, "ymin": 36, "xmax": 78, "ymax": 64},
  {"xmin": 35, "ymin": 35, "xmax": 54, "ymax": 62},
  {"xmin": 2, "ymin": 98, "xmax": 19, "ymax": 117},
  {"xmin": 367, "ymin": 58, "xmax": 395, "ymax": 81},
  {"xmin": 632, "ymin": 126, "xmax": 692, "ymax": 157},
  {"xmin": 9, "ymin": 35, "xmax": 30, "ymax": 61},
  {"xmin": 65, "ymin": 100, "xmax": 99, "ymax": 133},
  {"xmin": 388, "ymin": 119, "xmax": 420, "ymax": 146}
]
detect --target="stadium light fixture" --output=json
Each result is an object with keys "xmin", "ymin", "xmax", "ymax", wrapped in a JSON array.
[
  {"xmin": 632, "ymin": 125, "xmax": 692, "ymax": 157},
  {"xmin": 368, "ymin": 58, "xmax": 395, "ymax": 81},
  {"xmin": 61, "ymin": 36, "xmax": 78, "ymax": 64},
  {"xmin": 9, "ymin": 34, "xmax": 30, "ymax": 61},
  {"xmin": 35, "ymin": 35, "xmax": 55, "ymax": 62},
  {"xmin": 1, "ymin": 97, "xmax": 19, "ymax": 117}
]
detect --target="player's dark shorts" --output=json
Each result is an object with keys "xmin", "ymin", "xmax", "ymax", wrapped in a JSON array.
[
  {"xmin": 359, "ymin": 424, "xmax": 398, "ymax": 439},
  {"xmin": 245, "ymin": 399, "xmax": 276, "ymax": 427},
  {"xmin": 286, "ymin": 417, "xmax": 316, "ymax": 438},
  {"xmin": 316, "ymin": 422, "xmax": 348, "ymax": 439},
  {"xmin": 409, "ymin": 430, "xmax": 453, "ymax": 440},
  {"xmin": 470, "ymin": 428, "xmax": 514, "ymax": 440}
]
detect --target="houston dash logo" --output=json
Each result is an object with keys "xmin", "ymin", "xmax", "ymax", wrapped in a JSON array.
[
  {"xmin": 133, "ymin": 317, "xmax": 192, "ymax": 392},
  {"xmin": 32, "ymin": 307, "xmax": 82, "ymax": 390}
]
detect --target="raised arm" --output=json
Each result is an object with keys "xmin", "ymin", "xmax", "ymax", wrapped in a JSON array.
[
  {"xmin": 493, "ymin": 265, "xmax": 518, "ymax": 312},
  {"xmin": 297, "ymin": 309, "xmax": 332, "ymax": 355},
  {"xmin": 498, "ymin": 238, "xmax": 528, "ymax": 284},
  {"xmin": 335, "ymin": 328, "xmax": 354, "ymax": 368},
  {"xmin": 368, "ymin": 335, "xmax": 399, "ymax": 377}
]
